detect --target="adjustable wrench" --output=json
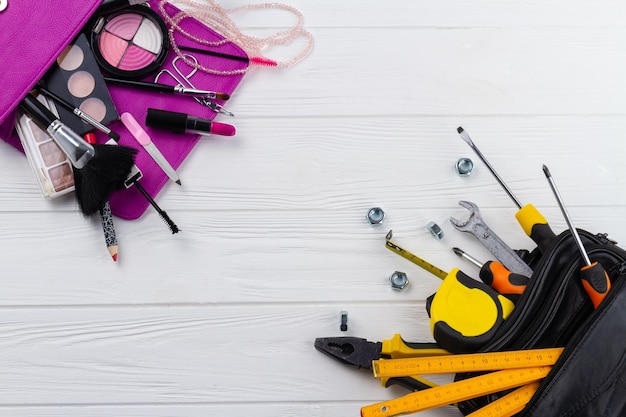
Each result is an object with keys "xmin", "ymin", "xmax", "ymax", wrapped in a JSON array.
[{"xmin": 450, "ymin": 201, "xmax": 533, "ymax": 277}]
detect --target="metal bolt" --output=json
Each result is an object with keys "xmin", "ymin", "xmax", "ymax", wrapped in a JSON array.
[
  {"xmin": 389, "ymin": 271, "xmax": 409, "ymax": 290},
  {"xmin": 427, "ymin": 221, "xmax": 444, "ymax": 240},
  {"xmin": 340, "ymin": 311, "xmax": 348, "ymax": 331},
  {"xmin": 366, "ymin": 207, "xmax": 385, "ymax": 225},
  {"xmin": 455, "ymin": 157, "xmax": 474, "ymax": 176}
]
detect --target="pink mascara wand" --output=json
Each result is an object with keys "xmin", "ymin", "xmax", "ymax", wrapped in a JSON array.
[{"xmin": 177, "ymin": 45, "xmax": 278, "ymax": 67}]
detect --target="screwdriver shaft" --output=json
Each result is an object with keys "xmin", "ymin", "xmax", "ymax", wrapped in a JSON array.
[
  {"xmin": 542, "ymin": 165, "xmax": 591, "ymax": 266},
  {"xmin": 452, "ymin": 247, "xmax": 483, "ymax": 268},
  {"xmin": 457, "ymin": 127, "xmax": 523, "ymax": 209}
]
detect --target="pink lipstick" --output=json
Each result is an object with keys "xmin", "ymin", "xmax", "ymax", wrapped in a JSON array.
[{"xmin": 145, "ymin": 108, "xmax": 236, "ymax": 137}]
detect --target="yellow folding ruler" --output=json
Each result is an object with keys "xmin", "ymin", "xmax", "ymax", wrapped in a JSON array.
[
  {"xmin": 372, "ymin": 347, "xmax": 563, "ymax": 377},
  {"xmin": 467, "ymin": 382, "xmax": 541, "ymax": 417},
  {"xmin": 361, "ymin": 347, "xmax": 563, "ymax": 417},
  {"xmin": 362, "ymin": 367, "xmax": 550, "ymax": 417}
]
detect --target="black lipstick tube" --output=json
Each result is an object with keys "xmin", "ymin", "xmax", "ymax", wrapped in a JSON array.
[{"xmin": 145, "ymin": 108, "xmax": 235, "ymax": 136}]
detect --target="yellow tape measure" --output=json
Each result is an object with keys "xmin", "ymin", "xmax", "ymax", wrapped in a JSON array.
[
  {"xmin": 385, "ymin": 230, "xmax": 448, "ymax": 279},
  {"xmin": 361, "ymin": 366, "xmax": 551, "ymax": 417},
  {"xmin": 372, "ymin": 347, "xmax": 563, "ymax": 378},
  {"xmin": 467, "ymin": 382, "xmax": 540, "ymax": 417}
]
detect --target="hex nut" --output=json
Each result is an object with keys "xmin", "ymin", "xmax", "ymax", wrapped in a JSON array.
[
  {"xmin": 427, "ymin": 221, "xmax": 444, "ymax": 240},
  {"xmin": 455, "ymin": 157, "xmax": 474, "ymax": 176},
  {"xmin": 389, "ymin": 271, "xmax": 409, "ymax": 290},
  {"xmin": 366, "ymin": 207, "xmax": 385, "ymax": 225}
]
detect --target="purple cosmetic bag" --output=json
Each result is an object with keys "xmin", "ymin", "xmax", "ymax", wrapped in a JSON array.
[
  {"xmin": 0, "ymin": 0, "xmax": 248, "ymax": 219},
  {"xmin": 0, "ymin": 0, "xmax": 102, "ymax": 148}
]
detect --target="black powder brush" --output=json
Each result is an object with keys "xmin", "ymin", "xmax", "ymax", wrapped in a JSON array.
[{"xmin": 19, "ymin": 93, "xmax": 137, "ymax": 215}]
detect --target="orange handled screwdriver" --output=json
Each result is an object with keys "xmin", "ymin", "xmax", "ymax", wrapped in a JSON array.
[
  {"xmin": 457, "ymin": 127, "xmax": 557, "ymax": 253},
  {"xmin": 543, "ymin": 165, "xmax": 611, "ymax": 308},
  {"xmin": 453, "ymin": 247, "xmax": 529, "ymax": 302}
]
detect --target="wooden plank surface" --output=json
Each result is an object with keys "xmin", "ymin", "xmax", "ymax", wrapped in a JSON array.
[{"xmin": 1, "ymin": 1, "xmax": 625, "ymax": 416}]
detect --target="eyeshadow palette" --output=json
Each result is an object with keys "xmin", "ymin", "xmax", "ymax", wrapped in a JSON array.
[
  {"xmin": 91, "ymin": 5, "xmax": 169, "ymax": 80},
  {"xmin": 15, "ymin": 94, "xmax": 75, "ymax": 199},
  {"xmin": 43, "ymin": 33, "xmax": 119, "ymax": 136}
]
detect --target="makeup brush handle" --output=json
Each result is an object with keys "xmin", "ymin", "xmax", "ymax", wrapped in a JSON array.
[
  {"xmin": 103, "ymin": 77, "xmax": 174, "ymax": 94},
  {"xmin": 19, "ymin": 94, "xmax": 56, "ymax": 126},
  {"xmin": 20, "ymin": 95, "xmax": 96, "ymax": 169}
]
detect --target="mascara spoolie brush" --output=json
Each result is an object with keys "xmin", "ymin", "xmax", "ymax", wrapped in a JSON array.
[
  {"xmin": 133, "ymin": 180, "xmax": 180, "ymax": 234},
  {"xmin": 108, "ymin": 142, "xmax": 180, "ymax": 234},
  {"xmin": 19, "ymin": 93, "xmax": 138, "ymax": 215}
]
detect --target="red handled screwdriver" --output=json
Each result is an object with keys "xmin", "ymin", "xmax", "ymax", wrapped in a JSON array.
[
  {"xmin": 453, "ymin": 247, "xmax": 529, "ymax": 302},
  {"xmin": 543, "ymin": 165, "xmax": 611, "ymax": 308}
]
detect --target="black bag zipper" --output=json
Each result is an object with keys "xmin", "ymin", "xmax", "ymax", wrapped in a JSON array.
[
  {"xmin": 482, "ymin": 230, "xmax": 621, "ymax": 352},
  {"xmin": 517, "ymin": 260, "xmax": 626, "ymax": 417},
  {"xmin": 458, "ymin": 237, "xmax": 626, "ymax": 415}
]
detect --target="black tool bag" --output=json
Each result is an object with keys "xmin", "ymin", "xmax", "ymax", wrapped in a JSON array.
[{"xmin": 457, "ymin": 229, "xmax": 626, "ymax": 416}]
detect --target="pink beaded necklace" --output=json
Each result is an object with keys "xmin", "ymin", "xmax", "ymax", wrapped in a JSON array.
[{"xmin": 158, "ymin": 0, "xmax": 314, "ymax": 76}]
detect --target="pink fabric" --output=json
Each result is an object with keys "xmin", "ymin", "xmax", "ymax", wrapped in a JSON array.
[
  {"xmin": 0, "ymin": 0, "xmax": 248, "ymax": 219},
  {"xmin": 0, "ymin": 0, "xmax": 103, "ymax": 149}
]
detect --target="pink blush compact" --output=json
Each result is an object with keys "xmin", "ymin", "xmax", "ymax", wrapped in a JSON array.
[{"xmin": 91, "ymin": 5, "xmax": 168, "ymax": 79}]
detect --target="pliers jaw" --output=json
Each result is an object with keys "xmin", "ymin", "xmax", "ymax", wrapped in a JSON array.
[{"xmin": 314, "ymin": 337, "xmax": 382, "ymax": 369}]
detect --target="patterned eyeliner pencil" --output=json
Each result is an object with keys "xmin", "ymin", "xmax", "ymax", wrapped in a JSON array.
[
  {"xmin": 82, "ymin": 132, "xmax": 120, "ymax": 261},
  {"xmin": 99, "ymin": 201, "xmax": 119, "ymax": 262}
]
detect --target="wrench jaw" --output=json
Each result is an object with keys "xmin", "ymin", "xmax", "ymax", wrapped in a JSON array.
[
  {"xmin": 449, "ymin": 200, "xmax": 535, "ymax": 277},
  {"xmin": 449, "ymin": 200, "xmax": 480, "ymax": 232},
  {"xmin": 449, "ymin": 216, "xmax": 467, "ymax": 230},
  {"xmin": 458, "ymin": 200, "xmax": 479, "ymax": 212}
]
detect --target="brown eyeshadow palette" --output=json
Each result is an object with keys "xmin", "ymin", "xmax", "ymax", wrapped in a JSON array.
[
  {"xmin": 15, "ymin": 94, "xmax": 75, "ymax": 199},
  {"xmin": 42, "ymin": 33, "xmax": 119, "ymax": 136}
]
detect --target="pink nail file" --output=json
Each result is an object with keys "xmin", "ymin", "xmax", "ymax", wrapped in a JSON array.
[{"xmin": 121, "ymin": 112, "xmax": 181, "ymax": 186}]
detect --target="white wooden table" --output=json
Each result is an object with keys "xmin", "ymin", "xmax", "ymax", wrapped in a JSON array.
[{"xmin": 1, "ymin": 1, "xmax": 626, "ymax": 416}]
